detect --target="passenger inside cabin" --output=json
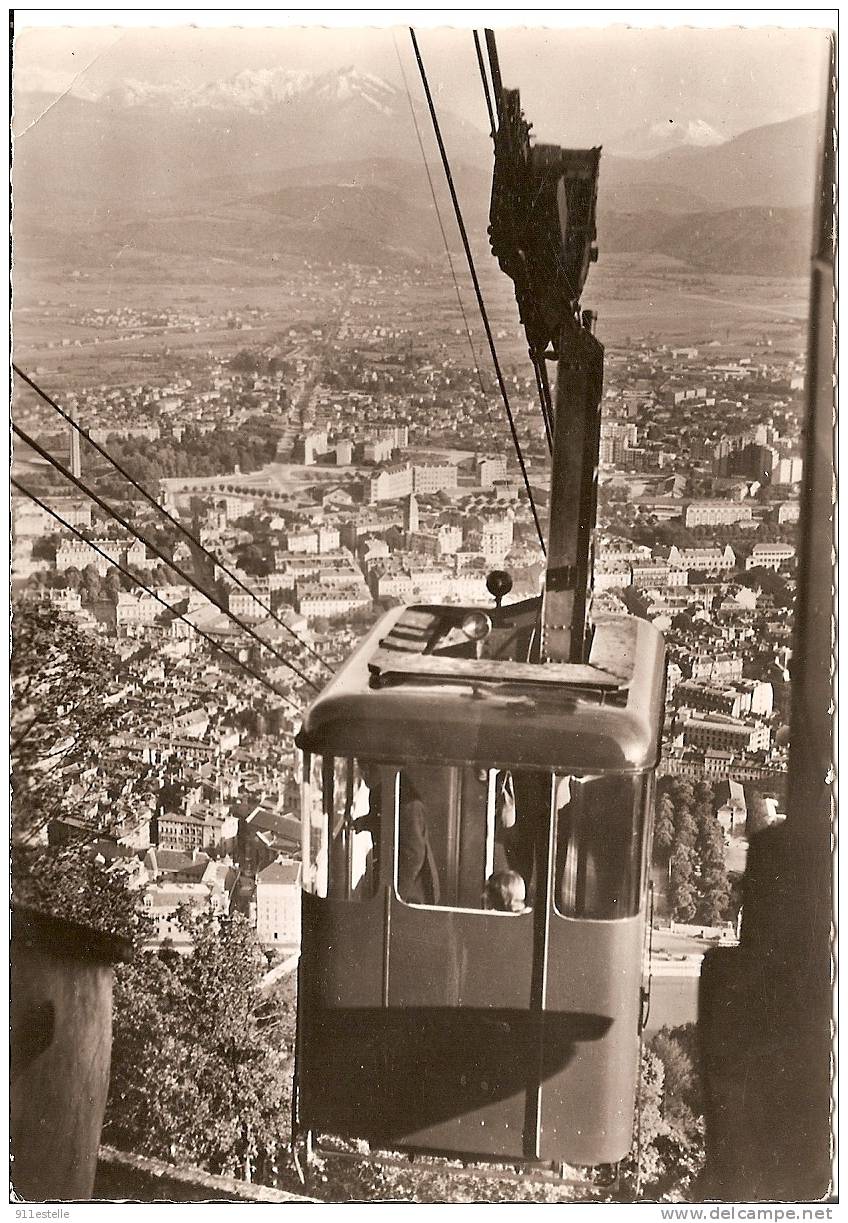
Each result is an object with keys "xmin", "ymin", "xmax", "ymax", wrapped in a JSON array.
[
  {"xmin": 483, "ymin": 869, "xmax": 529, "ymax": 913},
  {"xmin": 348, "ymin": 762, "xmax": 440, "ymax": 905},
  {"xmin": 493, "ymin": 769, "xmax": 549, "ymax": 905},
  {"xmin": 396, "ymin": 775, "xmax": 440, "ymax": 905}
]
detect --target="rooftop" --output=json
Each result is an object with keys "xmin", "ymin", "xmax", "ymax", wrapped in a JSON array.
[{"xmin": 257, "ymin": 860, "xmax": 302, "ymax": 886}]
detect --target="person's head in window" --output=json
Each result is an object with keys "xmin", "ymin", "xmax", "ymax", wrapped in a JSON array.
[
  {"xmin": 348, "ymin": 761, "xmax": 382, "ymax": 838},
  {"xmin": 484, "ymin": 869, "xmax": 528, "ymax": 913},
  {"xmin": 358, "ymin": 760, "xmax": 378, "ymax": 789}
]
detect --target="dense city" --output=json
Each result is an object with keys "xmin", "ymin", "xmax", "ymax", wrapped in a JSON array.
[{"xmin": 12, "ymin": 287, "xmax": 804, "ymax": 961}]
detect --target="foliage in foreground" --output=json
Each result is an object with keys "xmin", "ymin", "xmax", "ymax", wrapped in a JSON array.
[
  {"xmin": 105, "ymin": 912, "xmax": 295, "ymax": 1183},
  {"xmin": 11, "ymin": 602, "xmax": 121, "ymax": 843},
  {"xmin": 11, "ymin": 601, "xmax": 155, "ymax": 941},
  {"xmin": 11, "ymin": 843, "xmax": 147, "ymax": 944},
  {"xmin": 633, "ymin": 1024, "xmax": 705, "ymax": 1200}
]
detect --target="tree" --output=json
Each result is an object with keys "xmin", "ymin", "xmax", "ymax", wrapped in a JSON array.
[
  {"xmin": 693, "ymin": 779, "xmax": 714, "ymax": 807},
  {"xmin": 737, "ymin": 566, "xmax": 789, "ymax": 598},
  {"xmin": 649, "ymin": 1024, "xmax": 703, "ymax": 1139},
  {"xmin": 668, "ymin": 779, "xmax": 695, "ymax": 809},
  {"xmin": 629, "ymin": 1041, "xmax": 705, "ymax": 1199},
  {"xmin": 11, "ymin": 602, "xmax": 120, "ymax": 841},
  {"xmin": 696, "ymin": 819, "xmax": 731, "ymax": 925},
  {"xmin": 31, "ymin": 536, "xmax": 58, "ymax": 562},
  {"xmin": 621, "ymin": 587, "xmax": 650, "ymax": 618},
  {"xmin": 675, "ymin": 808, "xmax": 699, "ymax": 850},
  {"xmin": 11, "ymin": 842, "xmax": 145, "ymax": 943},
  {"xmin": 105, "ymin": 912, "xmax": 294, "ymax": 1182},
  {"xmin": 657, "ymin": 777, "xmax": 730, "ymax": 928},
  {"xmin": 104, "ymin": 567, "xmax": 123, "ymax": 599},
  {"xmin": 697, "ymin": 866, "xmax": 731, "ymax": 926},
  {"xmin": 629, "ymin": 1047, "xmax": 668, "ymax": 1190},
  {"xmin": 693, "ymin": 799, "xmax": 717, "ymax": 857},
  {"xmin": 671, "ymin": 611, "xmax": 695, "ymax": 633},
  {"xmin": 11, "ymin": 601, "xmax": 154, "ymax": 940},
  {"xmin": 339, "ymin": 602, "xmax": 380, "ymax": 628},
  {"xmin": 653, "ymin": 793, "xmax": 676, "ymax": 859},
  {"xmin": 237, "ymin": 542, "xmax": 272, "ymax": 577},
  {"xmin": 669, "ymin": 844, "xmax": 697, "ymax": 923}
]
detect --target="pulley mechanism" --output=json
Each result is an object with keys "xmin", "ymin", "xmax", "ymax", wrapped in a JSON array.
[{"xmin": 488, "ymin": 86, "xmax": 601, "ymax": 358}]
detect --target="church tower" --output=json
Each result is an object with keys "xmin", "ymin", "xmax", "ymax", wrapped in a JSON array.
[{"xmin": 404, "ymin": 493, "xmax": 419, "ymax": 536}]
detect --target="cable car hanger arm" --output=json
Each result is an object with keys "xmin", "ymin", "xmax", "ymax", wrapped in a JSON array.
[{"xmin": 485, "ymin": 37, "xmax": 605, "ymax": 666}]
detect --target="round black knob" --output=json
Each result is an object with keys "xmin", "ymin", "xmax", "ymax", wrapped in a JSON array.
[{"xmin": 486, "ymin": 570, "xmax": 513, "ymax": 608}]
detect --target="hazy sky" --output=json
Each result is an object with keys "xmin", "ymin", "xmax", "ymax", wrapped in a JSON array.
[{"xmin": 13, "ymin": 14, "xmax": 831, "ymax": 148}]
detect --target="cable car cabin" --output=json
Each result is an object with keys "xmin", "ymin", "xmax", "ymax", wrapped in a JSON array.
[{"xmin": 293, "ymin": 598, "xmax": 665, "ymax": 1171}]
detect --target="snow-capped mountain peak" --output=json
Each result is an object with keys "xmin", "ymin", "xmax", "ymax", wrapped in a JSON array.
[
  {"xmin": 197, "ymin": 68, "xmax": 316, "ymax": 109},
  {"xmin": 82, "ymin": 66, "xmax": 402, "ymax": 115},
  {"xmin": 666, "ymin": 117, "xmax": 727, "ymax": 147},
  {"xmin": 100, "ymin": 78, "xmax": 196, "ymax": 108},
  {"xmin": 612, "ymin": 116, "xmax": 729, "ymax": 158}
]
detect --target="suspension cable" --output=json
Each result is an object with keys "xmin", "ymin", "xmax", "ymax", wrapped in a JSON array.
[
  {"xmin": 12, "ymin": 363, "xmax": 333, "ymax": 676},
  {"xmin": 528, "ymin": 349, "xmax": 555, "ymax": 454},
  {"xmin": 11, "ymin": 478, "xmax": 302, "ymax": 713},
  {"xmin": 408, "ymin": 27, "xmax": 546, "ymax": 555},
  {"xmin": 484, "ymin": 29, "xmax": 508, "ymax": 126},
  {"xmin": 11, "ymin": 420, "xmax": 321, "ymax": 691},
  {"xmin": 392, "ymin": 35, "xmax": 488, "ymax": 399},
  {"xmin": 473, "ymin": 30, "xmax": 497, "ymax": 141}
]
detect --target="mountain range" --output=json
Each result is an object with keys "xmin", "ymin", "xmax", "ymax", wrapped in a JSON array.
[
  {"xmin": 12, "ymin": 67, "xmax": 822, "ymax": 279},
  {"xmin": 17, "ymin": 66, "xmax": 423, "ymax": 116}
]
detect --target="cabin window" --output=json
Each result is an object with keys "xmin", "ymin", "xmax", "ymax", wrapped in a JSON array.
[
  {"xmin": 302, "ymin": 755, "xmax": 539, "ymax": 913},
  {"xmin": 300, "ymin": 753, "xmax": 379, "ymax": 901},
  {"xmin": 552, "ymin": 773, "xmax": 650, "ymax": 920},
  {"xmin": 393, "ymin": 764, "xmax": 529, "ymax": 913}
]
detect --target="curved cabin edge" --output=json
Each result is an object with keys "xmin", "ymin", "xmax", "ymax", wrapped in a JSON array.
[{"xmin": 297, "ymin": 605, "xmax": 666, "ymax": 775}]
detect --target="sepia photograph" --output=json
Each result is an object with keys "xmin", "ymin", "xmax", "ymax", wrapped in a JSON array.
[{"xmin": 8, "ymin": 10, "xmax": 836, "ymax": 1209}]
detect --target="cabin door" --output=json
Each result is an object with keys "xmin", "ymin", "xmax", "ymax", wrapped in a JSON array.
[
  {"xmin": 534, "ymin": 772, "xmax": 650, "ymax": 1167},
  {"xmin": 383, "ymin": 764, "xmax": 537, "ymax": 1159}
]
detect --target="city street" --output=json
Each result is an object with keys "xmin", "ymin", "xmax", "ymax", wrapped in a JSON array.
[{"xmin": 645, "ymin": 972, "xmax": 701, "ymax": 1036}]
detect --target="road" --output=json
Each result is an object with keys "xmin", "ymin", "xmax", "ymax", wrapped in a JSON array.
[
  {"xmin": 644, "ymin": 925, "xmax": 728, "ymax": 1034},
  {"xmin": 676, "ymin": 290, "xmax": 804, "ymax": 321},
  {"xmin": 644, "ymin": 973, "xmax": 701, "ymax": 1037}
]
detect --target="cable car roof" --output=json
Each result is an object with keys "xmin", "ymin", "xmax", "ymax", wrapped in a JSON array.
[{"xmin": 296, "ymin": 603, "xmax": 665, "ymax": 773}]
